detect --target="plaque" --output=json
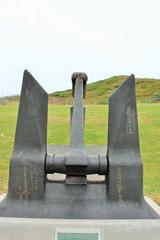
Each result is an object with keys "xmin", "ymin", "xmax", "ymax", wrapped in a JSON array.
[{"xmin": 55, "ymin": 229, "xmax": 100, "ymax": 240}]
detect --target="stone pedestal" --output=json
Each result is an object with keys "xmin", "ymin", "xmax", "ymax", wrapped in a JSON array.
[
  {"xmin": 0, "ymin": 218, "xmax": 160, "ymax": 240},
  {"xmin": 0, "ymin": 194, "xmax": 160, "ymax": 240}
]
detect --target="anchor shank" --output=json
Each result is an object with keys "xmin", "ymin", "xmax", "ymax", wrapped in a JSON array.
[{"xmin": 70, "ymin": 73, "xmax": 86, "ymax": 149}]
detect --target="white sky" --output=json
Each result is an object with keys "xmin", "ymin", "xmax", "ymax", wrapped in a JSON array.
[{"xmin": 0, "ymin": 0, "xmax": 160, "ymax": 96}]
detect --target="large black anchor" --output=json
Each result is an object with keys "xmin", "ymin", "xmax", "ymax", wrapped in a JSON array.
[{"xmin": 0, "ymin": 70, "xmax": 159, "ymax": 219}]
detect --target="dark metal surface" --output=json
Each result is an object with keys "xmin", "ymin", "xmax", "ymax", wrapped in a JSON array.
[
  {"xmin": 0, "ymin": 71, "xmax": 159, "ymax": 219},
  {"xmin": 8, "ymin": 70, "xmax": 48, "ymax": 200},
  {"xmin": 107, "ymin": 75, "xmax": 143, "ymax": 201},
  {"xmin": 46, "ymin": 72, "xmax": 107, "ymax": 180}
]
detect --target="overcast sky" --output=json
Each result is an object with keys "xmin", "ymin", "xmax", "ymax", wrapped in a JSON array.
[{"xmin": 0, "ymin": 0, "xmax": 160, "ymax": 96}]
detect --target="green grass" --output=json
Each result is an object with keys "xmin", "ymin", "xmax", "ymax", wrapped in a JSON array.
[
  {"xmin": 0, "ymin": 103, "xmax": 160, "ymax": 204},
  {"xmin": 50, "ymin": 75, "xmax": 160, "ymax": 104}
]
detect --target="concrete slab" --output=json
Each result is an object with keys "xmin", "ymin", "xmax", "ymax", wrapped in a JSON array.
[
  {"xmin": 0, "ymin": 218, "xmax": 159, "ymax": 240},
  {"xmin": 145, "ymin": 197, "xmax": 160, "ymax": 215},
  {"xmin": 0, "ymin": 194, "xmax": 6, "ymax": 201}
]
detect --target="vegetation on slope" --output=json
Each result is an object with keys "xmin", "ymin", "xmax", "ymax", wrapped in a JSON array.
[
  {"xmin": 50, "ymin": 75, "xmax": 160, "ymax": 104},
  {"xmin": 1, "ymin": 75, "xmax": 160, "ymax": 105}
]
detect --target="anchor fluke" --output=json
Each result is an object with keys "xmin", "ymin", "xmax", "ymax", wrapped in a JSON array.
[
  {"xmin": 8, "ymin": 70, "xmax": 48, "ymax": 200},
  {"xmin": 107, "ymin": 74, "xmax": 143, "ymax": 201}
]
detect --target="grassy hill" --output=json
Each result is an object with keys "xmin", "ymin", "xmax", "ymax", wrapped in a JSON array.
[
  {"xmin": 50, "ymin": 75, "xmax": 160, "ymax": 104},
  {"xmin": 1, "ymin": 75, "xmax": 160, "ymax": 105}
]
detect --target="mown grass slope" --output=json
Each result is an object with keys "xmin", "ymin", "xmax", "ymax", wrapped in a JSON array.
[
  {"xmin": 50, "ymin": 75, "xmax": 160, "ymax": 104},
  {"xmin": 0, "ymin": 103, "xmax": 160, "ymax": 204}
]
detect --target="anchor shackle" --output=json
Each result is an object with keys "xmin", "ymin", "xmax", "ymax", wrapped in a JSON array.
[{"xmin": 72, "ymin": 72, "xmax": 88, "ymax": 98}]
